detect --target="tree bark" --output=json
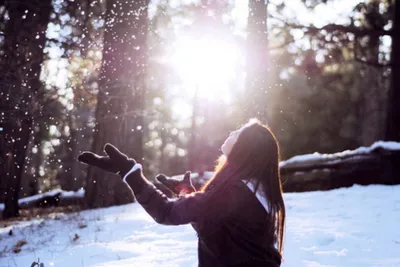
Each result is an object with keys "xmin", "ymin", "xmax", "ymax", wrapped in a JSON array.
[
  {"xmin": 60, "ymin": 115, "xmax": 80, "ymax": 191},
  {"xmin": 85, "ymin": 0, "xmax": 149, "ymax": 208},
  {"xmin": 385, "ymin": 0, "xmax": 400, "ymax": 141},
  {"xmin": 360, "ymin": 33, "xmax": 386, "ymax": 145},
  {"xmin": 0, "ymin": 0, "xmax": 52, "ymax": 219},
  {"xmin": 246, "ymin": 0, "xmax": 269, "ymax": 122},
  {"xmin": 188, "ymin": 89, "xmax": 198, "ymax": 172}
]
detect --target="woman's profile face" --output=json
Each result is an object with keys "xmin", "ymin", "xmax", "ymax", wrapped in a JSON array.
[{"xmin": 221, "ymin": 128, "xmax": 243, "ymax": 156}]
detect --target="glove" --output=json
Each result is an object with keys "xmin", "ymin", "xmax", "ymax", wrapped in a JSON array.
[
  {"xmin": 77, "ymin": 143, "xmax": 136, "ymax": 178},
  {"xmin": 156, "ymin": 171, "xmax": 196, "ymax": 197}
]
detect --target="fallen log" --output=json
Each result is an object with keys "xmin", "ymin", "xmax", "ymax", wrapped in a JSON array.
[
  {"xmin": 280, "ymin": 142, "xmax": 400, "ymax": 192},
  {"xmin": 0, "ymin": 189, "xmax": 85, "ymax": 212}
]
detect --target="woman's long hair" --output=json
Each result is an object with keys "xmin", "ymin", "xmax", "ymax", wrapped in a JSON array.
[{"xmin": 202, "ymin": 119, "xmax": 286, "ymax": 255}]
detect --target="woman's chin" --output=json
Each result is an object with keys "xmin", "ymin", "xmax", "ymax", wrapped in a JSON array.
[{"xmin": 221, "ymin": 144, "xmax": 226, "ymax": 156}]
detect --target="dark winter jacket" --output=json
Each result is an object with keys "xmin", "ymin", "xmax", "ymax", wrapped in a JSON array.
[{"xmin": 124, "ymin": 168, "xmax": 282, "ymax": 267}]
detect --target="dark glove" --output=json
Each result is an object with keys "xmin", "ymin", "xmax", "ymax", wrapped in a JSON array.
[
  {"xmin": 156, "ymin": 171, "xmax": 196, "ymax": 196},
  {"xmin": 77, "ymin": 143, "xmax": 136, "ymax": 177}
]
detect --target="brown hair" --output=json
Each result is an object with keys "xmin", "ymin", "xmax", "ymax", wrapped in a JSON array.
[{"xmin": 202, "ymin": 119, "xmax": 286, "ymax": 255}]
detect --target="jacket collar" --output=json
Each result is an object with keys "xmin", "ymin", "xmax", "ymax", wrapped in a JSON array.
[{"xmin": 242, "ymin": 179, "xmax": 270, "ymax": 213}]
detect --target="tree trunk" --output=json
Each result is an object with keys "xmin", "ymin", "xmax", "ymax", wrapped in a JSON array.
[
  {"xmin": 31, "ymin": 140, "xmax": 43, "ymax": 196},
  {"xmin": 246, "ymin": 0, "xmax": 269, "ymax": 122},
  {"xmin": 58, "ymin": 113, "xmax": 86, "ymax": 192},
  {"xmin": 360, "ymin": 34, "xmax": 385, "ymax": 145},
  {"xmin": 188, "ymin": 89, "xmax": 199, "ymax": 172},
  {"xmin": 386, "ymin": 0, "xmax": 400, "ymax": 141},
  {"xmin": 85, "ymin": 0, "xmax": 149, "ymax": 208},
  {"xmin": 20, "ymin": 131, "xmax": 37, "ymax": 198},
  {"xmin": 0, "ymin": 0, "xmax": 52, "ymax": 219}
]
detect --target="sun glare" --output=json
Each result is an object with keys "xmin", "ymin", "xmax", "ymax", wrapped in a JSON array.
[{"xmin": 170, "ymin": 36, "xmax": 241, "ymax": 100}]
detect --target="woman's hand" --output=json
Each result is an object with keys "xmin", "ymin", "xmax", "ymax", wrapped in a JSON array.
[
  {"xmin": 77, "ymin": 143, "xmax": 136, "ymax": 177},
  {"xmin": 156, "ymin": 171, "xmax": 196, "ymax": 197}
]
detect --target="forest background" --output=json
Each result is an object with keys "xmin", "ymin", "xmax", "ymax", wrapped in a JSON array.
[{"xmin": 1, "ymin": 0, "xmax": 399, "ymax": 219}]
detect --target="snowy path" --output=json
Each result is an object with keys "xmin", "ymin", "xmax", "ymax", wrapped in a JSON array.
[{"xmin": 1, "ymin": 184, "xmax": 400, "ymax": 267}]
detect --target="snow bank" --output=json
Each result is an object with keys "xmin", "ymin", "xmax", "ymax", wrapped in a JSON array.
[
  {"xmin": 59, "ymin": 188, "xmax": 85, "ymax": 199},
  {"xmin": 1, "ymin": 184, "xmax": 399, "ymax": 267}
]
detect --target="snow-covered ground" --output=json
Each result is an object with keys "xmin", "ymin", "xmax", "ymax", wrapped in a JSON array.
[{"xmin": 1, "ymin": 184, "xmax": 400, "ymax": 267}]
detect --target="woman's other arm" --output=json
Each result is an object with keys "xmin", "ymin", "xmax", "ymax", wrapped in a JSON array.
[{"xmin": 124, "ymin": 166, "xmax": 237, "ymax": 225}]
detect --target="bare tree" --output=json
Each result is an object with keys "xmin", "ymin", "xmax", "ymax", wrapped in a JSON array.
[
  {"xmin": 85, "ymin": 0, "xmax": 150, "ymax": 208},
  {"xmin": 246, "ymin": 0, "xmax": 270, "ymax": 122},
  {"xmin": 0, "ymin": 0, "xmax": 52, "ymax": 218},
  {"xmin": 386, "ymin": 0, "xmax": 400, "ymax": 141}
]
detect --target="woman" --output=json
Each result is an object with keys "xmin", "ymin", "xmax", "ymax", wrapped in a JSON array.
[{"xmin": 78, "ymin": 119, "xmax": 285, "ymax": 267}]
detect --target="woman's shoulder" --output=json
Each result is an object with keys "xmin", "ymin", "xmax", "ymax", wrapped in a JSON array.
[
  {"xmin": 222, "ymin": 178, "xmax": 257, "ymax": 200},
  {"xmin": 204, "ymin": 175, "xmax": 256, "ymax": 204}
]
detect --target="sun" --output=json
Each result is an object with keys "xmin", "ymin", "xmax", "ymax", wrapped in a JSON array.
[{"xmin": 169, "ymin": 36, "xmax": 241, "ymax": 100}]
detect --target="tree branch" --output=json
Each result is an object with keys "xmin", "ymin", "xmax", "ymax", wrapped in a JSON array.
[
  {"xmin": 293, "ymin": 22, "xmax": 392, "ymax": 37},
  {"xmin": 269, "ymin": 38, "xmax": 296, "ymax": 50},
  {"xmin": 271, "ymin": 15, "xmax": 393, "ymax": 37},
  {"xmin": 354, "ymin": 56, "xmax": 392, "ymax": 68},
  {"xmin": 353, "ymin": 35, "xmax": 392, "ymax": 68}
]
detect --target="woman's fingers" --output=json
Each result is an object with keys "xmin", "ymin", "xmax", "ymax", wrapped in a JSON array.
[
  {"xmin": 77, "ymin": 152, "xmax": 100, "ymax": 165},
  {"xmin": 156, "ymin": 173, "xmax": 168, "ymax": 183},
  {"xmin": 183, "ymin": 171, "xmax": 192, "ymax": 183},
  {"xmin": 156, "ymin": 174, "xmax": 180, "ymax": 194},
  {"xmin": 77, "ymin": 152, "xmax": 119, "ymax": 173},
  {"xmin": 104, "ymin": 143, "xmax": 137, "ymax": 175},
  {"xmin": 104, "ymin": 143, "xmax": 127, "ymax": 161},
  {"xmin": 156, "ymin": 172, "xmax": 195, "ymax": 195},
  {"xmin": 183, "ymin": 171, "xmax": 195, "ymax": 191}
]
